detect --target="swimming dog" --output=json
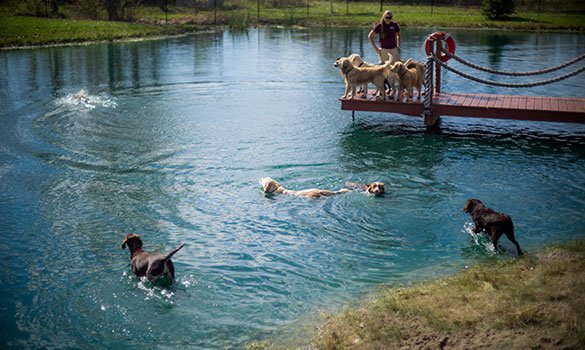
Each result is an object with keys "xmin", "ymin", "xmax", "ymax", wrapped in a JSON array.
[
  {"xmin": 260, "ymin": 177, "xmax": 350, "ymax": 198},
  {"xmin": 121, "ymin": 233, "xmax": 185, "ymax": 283},
  {"xmin": 344, "ymin": 181, "xmax": 386, "ymax": 196}
]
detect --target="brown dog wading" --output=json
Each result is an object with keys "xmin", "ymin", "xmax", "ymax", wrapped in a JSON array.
[
  {"xmin": 121, "ymin": 233, "xmax": 185, "ymax": 283},
  {"xmin": 463, "ymin": 199, "xmax": 523, "ymax": 256}
]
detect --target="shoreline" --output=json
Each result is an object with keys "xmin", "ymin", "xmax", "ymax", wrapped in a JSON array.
[
  {"xmin": 1, "ymin": 23, "xmax": 584, "ymax": 51},
  {"xmin": 262, "ymin": 238, "xmax": 585, "ymax": 350}
]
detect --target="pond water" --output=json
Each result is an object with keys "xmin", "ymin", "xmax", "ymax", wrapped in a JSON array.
[{"xmin": 1, "ymin": 27, "xmax": 585, "ymax": 349}]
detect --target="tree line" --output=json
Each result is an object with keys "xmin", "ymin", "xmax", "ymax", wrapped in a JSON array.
[{"xmin": 14, "ymin": 0, "xmax": 584, "ymax": 21}]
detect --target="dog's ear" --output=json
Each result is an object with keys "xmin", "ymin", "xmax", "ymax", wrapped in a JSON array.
[
  {"xmin": 121, "ymin": 233, "xmax": 142, "ymax": 249},
  {"xmin": 377, "ymin": 183, "xmax": 386, "ymax": 193},
  {"xmin": 464, "ymin": 199, "xmax": 480, "ymax": 212}
]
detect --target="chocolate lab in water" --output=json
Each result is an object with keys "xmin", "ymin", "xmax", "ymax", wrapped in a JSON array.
[
  {"xmin": 121, "ymin": 233, "xmax": 185, "ymax": 283},
  {"xmin": 463, "ymin": 199, "xmax": 522, "ymax": 256}
]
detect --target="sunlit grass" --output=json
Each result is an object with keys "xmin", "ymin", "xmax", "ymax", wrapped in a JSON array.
[
  {"xmin": 1, "ymin": 1, "xmax": 583, "ymax": 47},
  {"xmin": 0, "ymin": 14, "xmax": 200, "ymax": 47},
  {"xmin": 306, "ymin": 238, "xmax": 585, "ymax": 349}
]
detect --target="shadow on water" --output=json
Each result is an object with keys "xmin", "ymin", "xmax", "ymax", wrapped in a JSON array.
[{"xmin": 342, "ymin": 116, "xmax": 585, "ymax": 161}]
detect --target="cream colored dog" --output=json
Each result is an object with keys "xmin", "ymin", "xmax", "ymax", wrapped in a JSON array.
[
  {"xmin": 259, "ymin": 177, "xmax": 350, "ymax": 198},
  {"xmin": 348, "ymin": 53, "xmax": 399, "ymax": 100},
  {"xmin": 334, "ymin": 56, "xmax": 394, "ymax": 101},
  {"xmin": 344, "ymin": 181, "xmax": 386, "ymax": 197},
  {"xmin": 391, "ymin": 59, "xmax": 425, "ymax": 101}
]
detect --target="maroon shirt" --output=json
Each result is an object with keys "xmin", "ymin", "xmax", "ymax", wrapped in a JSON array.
[{"xmin": 373, "ymin": 21, "xmax": 400, "ymax": 49}]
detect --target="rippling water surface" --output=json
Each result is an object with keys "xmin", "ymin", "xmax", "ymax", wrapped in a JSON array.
[{"xmin": 1, "ymin": 28, "xmax": 585, "ymax": 349}]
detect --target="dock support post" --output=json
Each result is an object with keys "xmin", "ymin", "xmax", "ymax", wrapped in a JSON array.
[
  {"xmin": 352, "ymin": 110, "xmax": 355, "ymax": 122},
  {"xmin": 422, "ymin": 48, "xmax": 440, "ymax": 128},
  {"xmin": 424, "ymin": 114, "xmax": 440, "ymax": 128}
]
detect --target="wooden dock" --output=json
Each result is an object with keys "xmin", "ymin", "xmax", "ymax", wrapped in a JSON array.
[
  {"xmin": 340, "ymin": 92, "xmax": 585, "ymax": 125},
  {"xmin": 340, "ymin": 33, "xmax": 585, "ymax": 126}
]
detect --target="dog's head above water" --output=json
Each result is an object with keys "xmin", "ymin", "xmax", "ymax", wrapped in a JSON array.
[
  {"xmin": 365, "ymin": 182, "xmax": 386, "ymax": 196},
  {"xmin": 259, "ymin": 177, "xmax": 282, "ymax": 194},
  {"xmin": 463, "ymin": 198, "xmax": 484, "ymax": 213},
  {"xmin": 121, "ymin": 233, "xmax": 143, "ymax": 251}
]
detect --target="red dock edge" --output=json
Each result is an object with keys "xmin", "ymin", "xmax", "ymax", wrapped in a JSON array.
[{"xmin": 340, "ymin": 92, "xmax": 585, "ymax": 125}]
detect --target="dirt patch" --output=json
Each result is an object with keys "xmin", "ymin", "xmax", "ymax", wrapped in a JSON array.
[{"xmin": 398, "ymin": 326, "xmax": 576, "ymax": 350}]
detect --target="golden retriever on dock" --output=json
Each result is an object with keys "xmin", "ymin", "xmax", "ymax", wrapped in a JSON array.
[
  {"xmin": 391, "ymin": 59, "xmax": 425, "ymax": 101},
  {"xmin": 335, "ymin": 56, "xmax": 394, "ymax": 101},
  {"xmin": 260, "ymin": 177, "xmax": 350, "ymax": 198},
  {"xmin": 348, "ymin": 54, "xmax": 398, "ymax": 100}
]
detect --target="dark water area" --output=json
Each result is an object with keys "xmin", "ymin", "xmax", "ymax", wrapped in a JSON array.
[{"xmin": 1, "ymin": 28, "xmax": 584, "ymax": 349}]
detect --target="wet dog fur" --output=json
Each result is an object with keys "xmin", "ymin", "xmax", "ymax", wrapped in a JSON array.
[
  {"xmin": 463, "ymin": 199, "xmax": 523, "ymax": 256},
  {"xmin": 121, "ymin": 233, "xmax": 185, "ymax": 283},
  {"xmin": 344, "ymin": 181, "xmax": 386, "ymax": 196},
  {"xmin": 260, "ymin": 177, "xmax": 350, "ymax": 198}
]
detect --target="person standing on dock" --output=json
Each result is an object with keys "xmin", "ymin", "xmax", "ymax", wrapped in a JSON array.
[{"xmin": 368, "ymin": 10, "xmax": 401, "ymax": 64}]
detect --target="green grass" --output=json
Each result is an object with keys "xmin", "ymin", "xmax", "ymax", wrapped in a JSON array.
[
  {"xmin": 0, "ymin": 15, "xmax": 201, "ymax": 47},
  {"xmin": 270, "ymin": 238, "xmax": 585, "ymax": 349},
  {"xmin": 1, "ymin": 2, "xmax": 584, "ymax": 48}
]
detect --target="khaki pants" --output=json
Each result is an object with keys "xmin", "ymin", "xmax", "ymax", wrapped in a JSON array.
[{"xmin": 378, "ymin": 47, "xmax": 400, "ymax": 64}]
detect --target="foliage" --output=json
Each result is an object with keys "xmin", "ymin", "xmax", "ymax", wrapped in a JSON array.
[
  {"xmin": 75, "ymin": 0, "xmax": 105, "ymax": 20},
  {"xmin": 481, "ymin": 0, "xmax": 515, "ymax": 20},
  {"xmin": 17, "ymin": 0, "xmax": 59, "ymax": 17},
  {"xmin": 104, "ymin": 0, "xmax": 142, "ymax": 21}
]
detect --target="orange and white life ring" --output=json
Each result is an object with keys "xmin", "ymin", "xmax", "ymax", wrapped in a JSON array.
[{"xmin": 424, "ymin": 32, "xmax": 456, "ymax": 62}]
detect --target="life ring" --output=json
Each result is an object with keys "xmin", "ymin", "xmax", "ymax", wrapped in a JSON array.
[{"xmin": 424, "ymin": 32, "xmax": 456, "ymax": 62}]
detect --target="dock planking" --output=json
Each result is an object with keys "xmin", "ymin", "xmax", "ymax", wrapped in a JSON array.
[{"xmin": 340, "ymin": 91, "xmax": 585, "ymax": 124}]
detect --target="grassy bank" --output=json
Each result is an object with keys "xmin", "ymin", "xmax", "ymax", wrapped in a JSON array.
[
  {"xmin": 1, "ymin": 2, "xmax": 584, "ymax": 48},
  {"xmin": 253, "ymin": 238, "xmax": 585, "ymax": 349}
]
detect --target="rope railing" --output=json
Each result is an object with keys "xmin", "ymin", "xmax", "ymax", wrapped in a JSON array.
[
  {"xmin": 423, "ymin": 57, "xmax": 433, "ymax": 112},
  {"xmin": 441, "ymin": 49, "xmax": 585, "ymax": 76},
  {"xmin": 429, "ymin": 53, "xmax": 585, "ymax": 88}
]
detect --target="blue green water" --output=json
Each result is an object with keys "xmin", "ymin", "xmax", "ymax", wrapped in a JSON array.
[{"xmin": 1, "ymin": 28, "xmax": 585, "ymax": 349}]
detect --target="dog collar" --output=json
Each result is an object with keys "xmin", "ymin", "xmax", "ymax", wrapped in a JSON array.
[{"xmin": 343, "ymin": 66, "xmax": 354, "ymax": 74}]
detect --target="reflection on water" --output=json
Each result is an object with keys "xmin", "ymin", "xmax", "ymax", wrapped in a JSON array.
[{"xmin": 0, "ymin": 28, "xmax": 585, "ymax": 349}]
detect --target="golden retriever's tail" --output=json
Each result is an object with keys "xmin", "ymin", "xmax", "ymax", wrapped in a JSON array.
[{"xmin": 417, "ymin": 62, "xmax": 425, "ymax": 79}]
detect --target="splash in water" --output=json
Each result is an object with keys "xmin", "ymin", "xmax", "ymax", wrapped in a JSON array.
[
  {"xmin": 463, "ymin": 222, "xmax": 496, "ymax": 254},
  {"xmin": 56, "ymin": 89, "xmax": 117, "ymax": 110}
]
